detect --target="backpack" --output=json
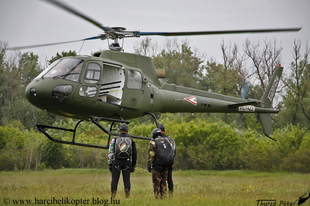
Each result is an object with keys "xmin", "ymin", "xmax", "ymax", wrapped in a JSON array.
[
  {"xmin": 154, "ymin": 137, "xmax": 174, "ymax": 167},
  {"xmin": 166, "ymin": 136, "xmax": 176, "ymax": 156},
  {"xmin": 115, "ymin": 136, "xmax": 132, "ymax": 160}
]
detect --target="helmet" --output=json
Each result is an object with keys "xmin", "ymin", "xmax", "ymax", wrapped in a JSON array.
[
  {"xmin": 119, "ymin": 123, "xmax": 128, "ymax": 133},
  {"xmin": 152, "ymin": 128, "xmax": 162, "ymax": 138},
  {"xmin": 158, "ymin": 123, "xmax": 165, "ymax": 132}
]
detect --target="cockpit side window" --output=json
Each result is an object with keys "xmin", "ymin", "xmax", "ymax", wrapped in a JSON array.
[
  {"xmin": 35, "ymin": 59, "xmax": 61, "ymax": 79},
  {"xmin": 84, "ymin": 63, "xmax": 101, "ymax": 84},
  {"xmin": 41, "ymin": 59, "xmax": 84, "ymax": 82},
  {"xmin": 127, "ymin": 70, "xmax": 142, "ymax": 89},
  {"xmin": 65, "ymin": 61, "xmax": 83, "ymax": 82}
]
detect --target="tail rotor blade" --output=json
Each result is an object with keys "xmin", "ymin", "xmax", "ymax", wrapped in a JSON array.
[{"xmin": 241, "ymin": 80, "xmax": 252, "ymax": 99}]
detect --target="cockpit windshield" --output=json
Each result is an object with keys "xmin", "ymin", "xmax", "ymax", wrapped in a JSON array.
[{"xmin": 36, "ymin": 59, "xmax": 84, "ymax": 82}]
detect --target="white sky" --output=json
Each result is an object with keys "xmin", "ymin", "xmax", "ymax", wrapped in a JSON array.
[{"xmin": 0, "ymin": 0, "xmax": 309, "ymax": 70}]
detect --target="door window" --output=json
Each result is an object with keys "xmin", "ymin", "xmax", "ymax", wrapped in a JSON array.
[
  {"xmin": 84, "ymin": 63, "xmax": 101, "ymax": 84},
  {"xmin": 127, "ymin": 70, "xmax": 142, "ymax": 89},
  {"xmin": 79, "ymin": 86, "xmax": 97, "ymax": 98}
]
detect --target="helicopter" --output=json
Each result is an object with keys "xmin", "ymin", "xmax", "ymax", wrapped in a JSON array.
[{"xmin": 13, "ymin": 0, "xmax": 301, "ymax": 148}]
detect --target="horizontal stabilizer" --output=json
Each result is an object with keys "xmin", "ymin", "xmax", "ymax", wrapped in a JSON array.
[{"xmin": 228, "ymin": 100, "xmax": 260, "ymax": 108}]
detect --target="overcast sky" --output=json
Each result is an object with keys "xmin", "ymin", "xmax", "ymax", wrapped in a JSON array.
[{"xmin": 0, "ymin": 0, "xmax": 309, "ymax": 69}]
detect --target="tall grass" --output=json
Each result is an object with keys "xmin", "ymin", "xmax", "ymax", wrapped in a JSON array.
[{"xmin": 1, "ymin": 169, "xmax": 309, "ymax": 206}]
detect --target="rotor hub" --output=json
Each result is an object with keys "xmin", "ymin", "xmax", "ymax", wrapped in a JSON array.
[{"xmin": 111, "ymin": 27, "xmax": 126, "ymax": 32}]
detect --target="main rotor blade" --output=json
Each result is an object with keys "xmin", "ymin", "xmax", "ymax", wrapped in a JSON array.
[
  {"xmin": 44, "ymin": 0, "xmax": 110, "ymax": 32},
  {"xmin": 8, "ymin": 36, "xmax": 103, "ymax": 50},
  {"xmin": 138, "ymin": 28, "xmax": 301, "ymax": 36}
]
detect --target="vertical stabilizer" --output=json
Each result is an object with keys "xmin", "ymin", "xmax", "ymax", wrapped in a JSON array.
[
  {"xmin": 261, "ymin": 66, "xmax": 283, "ymax": 108},
  {"xmin": 258, "ymin": 113, "xmax": 276, "ymax": 140},
  {"xmin": 259, "ymin": 66, "xmax": 283, "ymax": 139}
]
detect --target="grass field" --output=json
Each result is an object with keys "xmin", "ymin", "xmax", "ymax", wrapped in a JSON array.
[{"xmin": 1, "ymin": 168, "xmax": 310, "ymax": 206}]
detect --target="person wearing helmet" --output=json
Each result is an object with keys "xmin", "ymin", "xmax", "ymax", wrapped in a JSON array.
[
  {"xmin": 148, "ymin": 127, "xmax": 174, "ymax": 198},
  {"xmin": 158, "ymin": 123, "xmax": 176, "ymax": 196},
  {"xmin": 108, "ymin": 123, "xmax": 137, "ymax": 199}
]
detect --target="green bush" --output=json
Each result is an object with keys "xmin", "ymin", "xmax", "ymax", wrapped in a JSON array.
[
  {"xmin": 241, "ymin": 135, "xmax": 281, "ymax": 171},
  {"xmin": 1, "ymin": 118, "xmax": 310, "ymax": 173},
  {"xmin": 281, "ymin": 148, "xmax": 310, "ymax": 173}
]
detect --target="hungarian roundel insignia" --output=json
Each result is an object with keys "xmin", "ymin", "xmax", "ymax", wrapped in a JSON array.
[{"xmin": 184, "ymin": 96, "xmax": 197, "ymax": 106}]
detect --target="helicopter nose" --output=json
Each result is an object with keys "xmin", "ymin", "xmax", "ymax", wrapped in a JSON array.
[
  {"xmin": 25, "ymin": 79, "xmax": 50, "ymax": 110},
  {"xmin": 27, "ymin": 87, "xmax": 37, "ymax": 98},
  {"xmin": 25, "ymin": 78, "xmax": 75, "ymax": 110},
  {"xmin": 25, "ymin": 86, "xmax": 39, "ymax": 107}
]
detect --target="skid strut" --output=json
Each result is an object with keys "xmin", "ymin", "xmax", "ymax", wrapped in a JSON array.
[{"xmin": 36, "ymin": 113, "xmax": 158, "ymax": 149}]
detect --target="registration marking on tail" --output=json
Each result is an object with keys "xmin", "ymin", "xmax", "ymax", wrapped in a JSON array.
[{"xmin": 238, "ymin": 105, "xmax": 255, "ymax": 112}]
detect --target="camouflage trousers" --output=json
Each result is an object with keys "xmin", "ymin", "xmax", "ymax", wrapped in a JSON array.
[{"xmin": 152, "ymin": 166, "xmax": 168, "ymax": 198}]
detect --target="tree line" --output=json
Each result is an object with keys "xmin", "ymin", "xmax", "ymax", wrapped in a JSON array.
[
  {"xmin": 1, "ymin": 117, "xmax": 310, "ymax": 173},
  {"xmin": 0, "ymin": 38, "xmax": 309, "ymax": 172}
]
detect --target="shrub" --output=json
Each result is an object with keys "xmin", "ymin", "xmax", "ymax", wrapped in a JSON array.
[{"xmin": 281, "ymin": 148, "xmax": 310, "ymax": 173}]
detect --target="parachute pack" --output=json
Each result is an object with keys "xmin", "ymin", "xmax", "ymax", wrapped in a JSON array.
[
  {"xmin": 166, "ymin": 136, "xmax": 176, "ymax": 155},
  {"xmin": 115, "ymin": 136, "xmax": 132, "ymax": 160},
  {"xmin": 154, "ymin": 137, "xmax": 174, "ymax": 167}
]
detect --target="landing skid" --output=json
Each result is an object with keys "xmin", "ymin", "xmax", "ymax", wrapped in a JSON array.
[{"xmin": 36, "ymin": 113, "xmax": 157, "ymax": 149}]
